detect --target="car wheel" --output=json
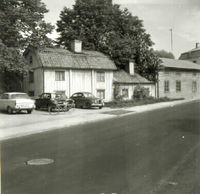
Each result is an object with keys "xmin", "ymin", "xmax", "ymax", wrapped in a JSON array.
[
  {"xmin": 35, "ymin": 106, "xmax": 40, "ymax": 110},
  {"xmin": 85, "ymin": 102, "xmax": 91, "ymax": 109},
  {"xmin": 99, "ymin": 106, "xmax": 103, "ymax": 109},
  {"xmin": 27, "ymin": 109, "xmax": 33, "ymax": 114},
  {"xmin": 7, "ymin": 106, "xmax": 13, "ymax": 114}
]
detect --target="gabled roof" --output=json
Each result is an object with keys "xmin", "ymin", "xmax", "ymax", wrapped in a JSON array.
[
  {"xmin": 35, "ymin": 47, "xmax": 117, "ymax": 70},
  {"xmin": 113, "ymin": 70, "xmax": 153, "ymax": 84},
  {"xmin": 160, "ymin": 58, "xmax": 200, "ymax": 71},
  {"xmin": 181, "ymin": 47, "xmax": 200, "ymax": 54}
]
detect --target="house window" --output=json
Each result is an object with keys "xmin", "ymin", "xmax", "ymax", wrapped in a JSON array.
[
  {"xmin": 97, "ymin": 90, "xmax": 105, "ymax": 99},
  {"xmin": 29, "ymin": 71, "xmax": 34, "ymax": 83},
  {"xmin": 55, "ymin": 71, "xmax": 65, "ymax": 81},
  {"xmin": 29, "ymin": 91, "xmax": 34, "ymax": 96},
  {"xmin": 164, "ymin": 80, "xmax": 169, "ymax": 93},
  {"xmin": 97, "ymin": 72, "xmax": 105, "ymax": 82},
  {"xmin": 193, "ymin": 72, "xmax": 197, "ymax": 76},
  {"xmin": 176, "ymin": 80, "xmax": 181, "ymax": 92},
  {"xmin": 54, "ymin": 90, "xmax": 66, "ymax": 98},
  {"xmin": 192, "ymin": 81, "xmax": 197, "ymax": 93},
  {"xmin": 176, "ymin": 72, "xmax": 181, "ymax": 76},
  {"xmin": 122, "ymin": 88, "xmax": 129, "ymax": 98}
]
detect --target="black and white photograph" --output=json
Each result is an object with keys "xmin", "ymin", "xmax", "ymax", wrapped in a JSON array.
[{"xmin": 0, "ymin": 0, "xmax": 200, "ymax": 193}]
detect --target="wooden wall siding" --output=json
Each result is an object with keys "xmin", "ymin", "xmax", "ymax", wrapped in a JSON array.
[
  {"xmin": 43, "ymin": 69, "xmax": 114, "ymax": 101},
  {"xmin": 34, "ymin": 69, "xmax": 44, "ymax": 96},
  {"xmin": 70, "ymin": 70, "xmax": 92, "ymax": 95},
  {"xmin": 93, "ymin": 71, "xmax": 114, "ymax": 102},
  {"xmin": 158, "ymin": 71, "xmax": 200, "ymax": 99},
  {"xmin": 44, "ymin": 70, "xmax": 70, "ymax": 97}
]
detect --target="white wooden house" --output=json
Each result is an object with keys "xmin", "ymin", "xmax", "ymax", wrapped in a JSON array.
[
  {"xmin": 113, "ymin": 62, "xmax": 156, "ymax": 99},
  {"xmin": 24, "ymin": 40, "xmax": 156, "ymax": 101},
  {"xmin": 23, "ymin": 40, "xmax": 117, "ymax": 102}
]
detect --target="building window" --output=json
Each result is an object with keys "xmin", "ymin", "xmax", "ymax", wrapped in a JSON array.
[
  {"xmin": 176, "ymin": 72, "xmax": 181, "ymax": 76},
  {"xmin": 97, "ymin": 90, "xmax": 105, "ymax": 99},
  {"xmin": 192, "ymin": 81, "xmax": 197, "ymax": 93},
  {"xmin": 176, "ymin": 80, "xmax": 181, "ymax": 92},
  {"xmin": 97, "ymin": 72, "xmax": 105, "ymax": 82},
  {"xmin": 29, "ymin": 71, "xmax": 34, "ymax": 83},
  {"xmin": 164, "ymin": 80, "xmax": 169, "ymax": 93},
  {"xmin": 193, "ymin": 72, "xmax": 197, "ymax": 76},
  {"xmin": 54, "ymin": 90, "xmax": 66, "ymax": 98},
  {"xmin": 122, "ymin": 88, "xmax": 129, "ymax": 98},
  {"xmin": 55, "ymin": 71, "xmax": 65, "ymax": 81},
  {"xmin": 29, "ymin": 91, "xmax": 34, "ymax": 96}
]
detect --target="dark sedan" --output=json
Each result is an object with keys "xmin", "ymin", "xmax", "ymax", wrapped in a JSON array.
[
  {"xmin": 35, "ymin": 93, "xmax": 75, "ymax": 112},
  {"xmin": 70, "ymin": 92, "xmax": 104, "ymax": 109}
]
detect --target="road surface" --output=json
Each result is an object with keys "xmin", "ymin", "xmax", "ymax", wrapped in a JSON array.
[{"xmin": 1, "ymin": 101, "xmax": 200, "ymax": 194}]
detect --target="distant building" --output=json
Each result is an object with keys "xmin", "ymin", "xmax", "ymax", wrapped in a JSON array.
[
  {"xmin": 179, "ymin": 43, "xmax": 200, "ymax": 64},
  {"xmin": 157, "ymin": 58, "xmax": 200, "ymax": 99}
]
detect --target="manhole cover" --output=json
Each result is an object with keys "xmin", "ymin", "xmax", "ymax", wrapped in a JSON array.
[{"xmin": 27, "ymin": 158, "xmax": 54, "ymax": 166}]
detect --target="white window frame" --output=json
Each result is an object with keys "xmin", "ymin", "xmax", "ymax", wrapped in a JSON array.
[
  {"xmin": 176, "ymin": 80, "xmax": 181, "ymax": 92},
  {"xmin": 97, "ymin": 72, "xmax": 105, "ymax": 82},
  {"xmin": 55, "ymin": 71, "xmax": 65, "ymax": 81},
  {"xmin": 97, "ymin": 89, "xmax": 105, "ymax": 99},
  {"xmin": 122, "ymin": 88, "xmax": 129, "ymax": 98},
  {"xmin": 192, "ymin": 81, "xmax": 197, "ymax": 93},
  {"xmin": 164, "ymin": 80, "xmax": 169, "ymax": 93}
]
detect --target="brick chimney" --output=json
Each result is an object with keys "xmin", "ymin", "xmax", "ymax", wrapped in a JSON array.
[
  {"xmin": 125, "ymin": 61, "xmax": 135, "ymax": 75},
  {"xmin": 195, "ymin": 42, "xmax": 200, "ymax": 48},
  {"xmin": 71, "ymin": 40, "xmax": 82, "ymax": 53}
]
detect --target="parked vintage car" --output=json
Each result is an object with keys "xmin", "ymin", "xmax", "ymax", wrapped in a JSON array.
[
  {"xmin": 0, "ymin": 92, "xmax": 35, "ymax": 114},
  {"xmin": 35, "ymin": 93, "xmax": 75, "ymax": 112},
  {"xmin": 70, "ymin": 92, "xmax": 104, "ymax": 109}
]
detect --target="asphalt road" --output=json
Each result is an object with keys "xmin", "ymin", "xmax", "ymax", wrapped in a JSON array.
[{"xmin": 1, "ymin": 101, "xmax": 200, "ymax": 194}]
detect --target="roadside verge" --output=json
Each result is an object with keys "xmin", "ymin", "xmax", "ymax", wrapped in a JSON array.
[{"xmin": 0, "ymin": 98, "xmax": 199, "ymax": 141}]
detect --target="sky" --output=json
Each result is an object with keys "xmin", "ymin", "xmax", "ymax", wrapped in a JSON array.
[{"xmin": 42, "ymin": 0, "xmax": 200, "ymax": 58}]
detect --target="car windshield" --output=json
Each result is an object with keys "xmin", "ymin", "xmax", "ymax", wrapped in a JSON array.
[
  {"xmin": 52, "ymin": 93, "xmax": 67, "ymax": 100},
  {"xmin": 10, "ymin": 94, "xmax": 30, "ymax": 99},
  {"xmin": 84, "ymin": 93, "xmax": 94, "ymax": 98}
]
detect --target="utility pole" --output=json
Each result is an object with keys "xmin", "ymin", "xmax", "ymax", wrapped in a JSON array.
[{"xmin": 169, "ymin": 28, "xmax": 173, "ymax": 52}]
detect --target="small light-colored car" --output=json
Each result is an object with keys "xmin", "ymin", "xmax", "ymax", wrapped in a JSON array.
[
  {"xmin": 70, "ymin": 92, "xmax": 104, "ymax": 109},
  {"xmin": 0, "ymin": 92, "xmax": 35, "ymax": 114}
]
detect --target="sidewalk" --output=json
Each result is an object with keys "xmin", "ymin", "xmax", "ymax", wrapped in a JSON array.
[{"xmin": 0, "ymin": 98, "xmax": 199, "ymax": 141}]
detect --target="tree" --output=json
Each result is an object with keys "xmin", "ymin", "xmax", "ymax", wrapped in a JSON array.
[
  {"xmin": 57, "ymin": 0, "xmax": 160, "ymax": 81},
  {"xmin": 0, "ymin": 0, "xmax": 54, "ymax": 91},
  {"xmin": 154, "ymin": 50, "xmax": 175, "ymax": 59}
]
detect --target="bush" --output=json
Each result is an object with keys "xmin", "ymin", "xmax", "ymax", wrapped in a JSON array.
[
  {"xmin": 105, "ymin": 97, "xmax": 184, "ymax": 108},
  {"xmin": 133, "ymin": 86, "xmax": 149, "ymax": 99}
]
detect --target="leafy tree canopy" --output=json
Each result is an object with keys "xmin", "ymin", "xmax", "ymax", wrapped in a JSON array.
[
  {"xmin": 0, "ymin": 0, "xmax": 54, "ymax": 74},
  {"xmin": 57, "ymin": 0, "xmax": 160, "ymax": 81},
  {"xmin": 154, "ymin": 50, "xmax": 175, "ymax": 59}
]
